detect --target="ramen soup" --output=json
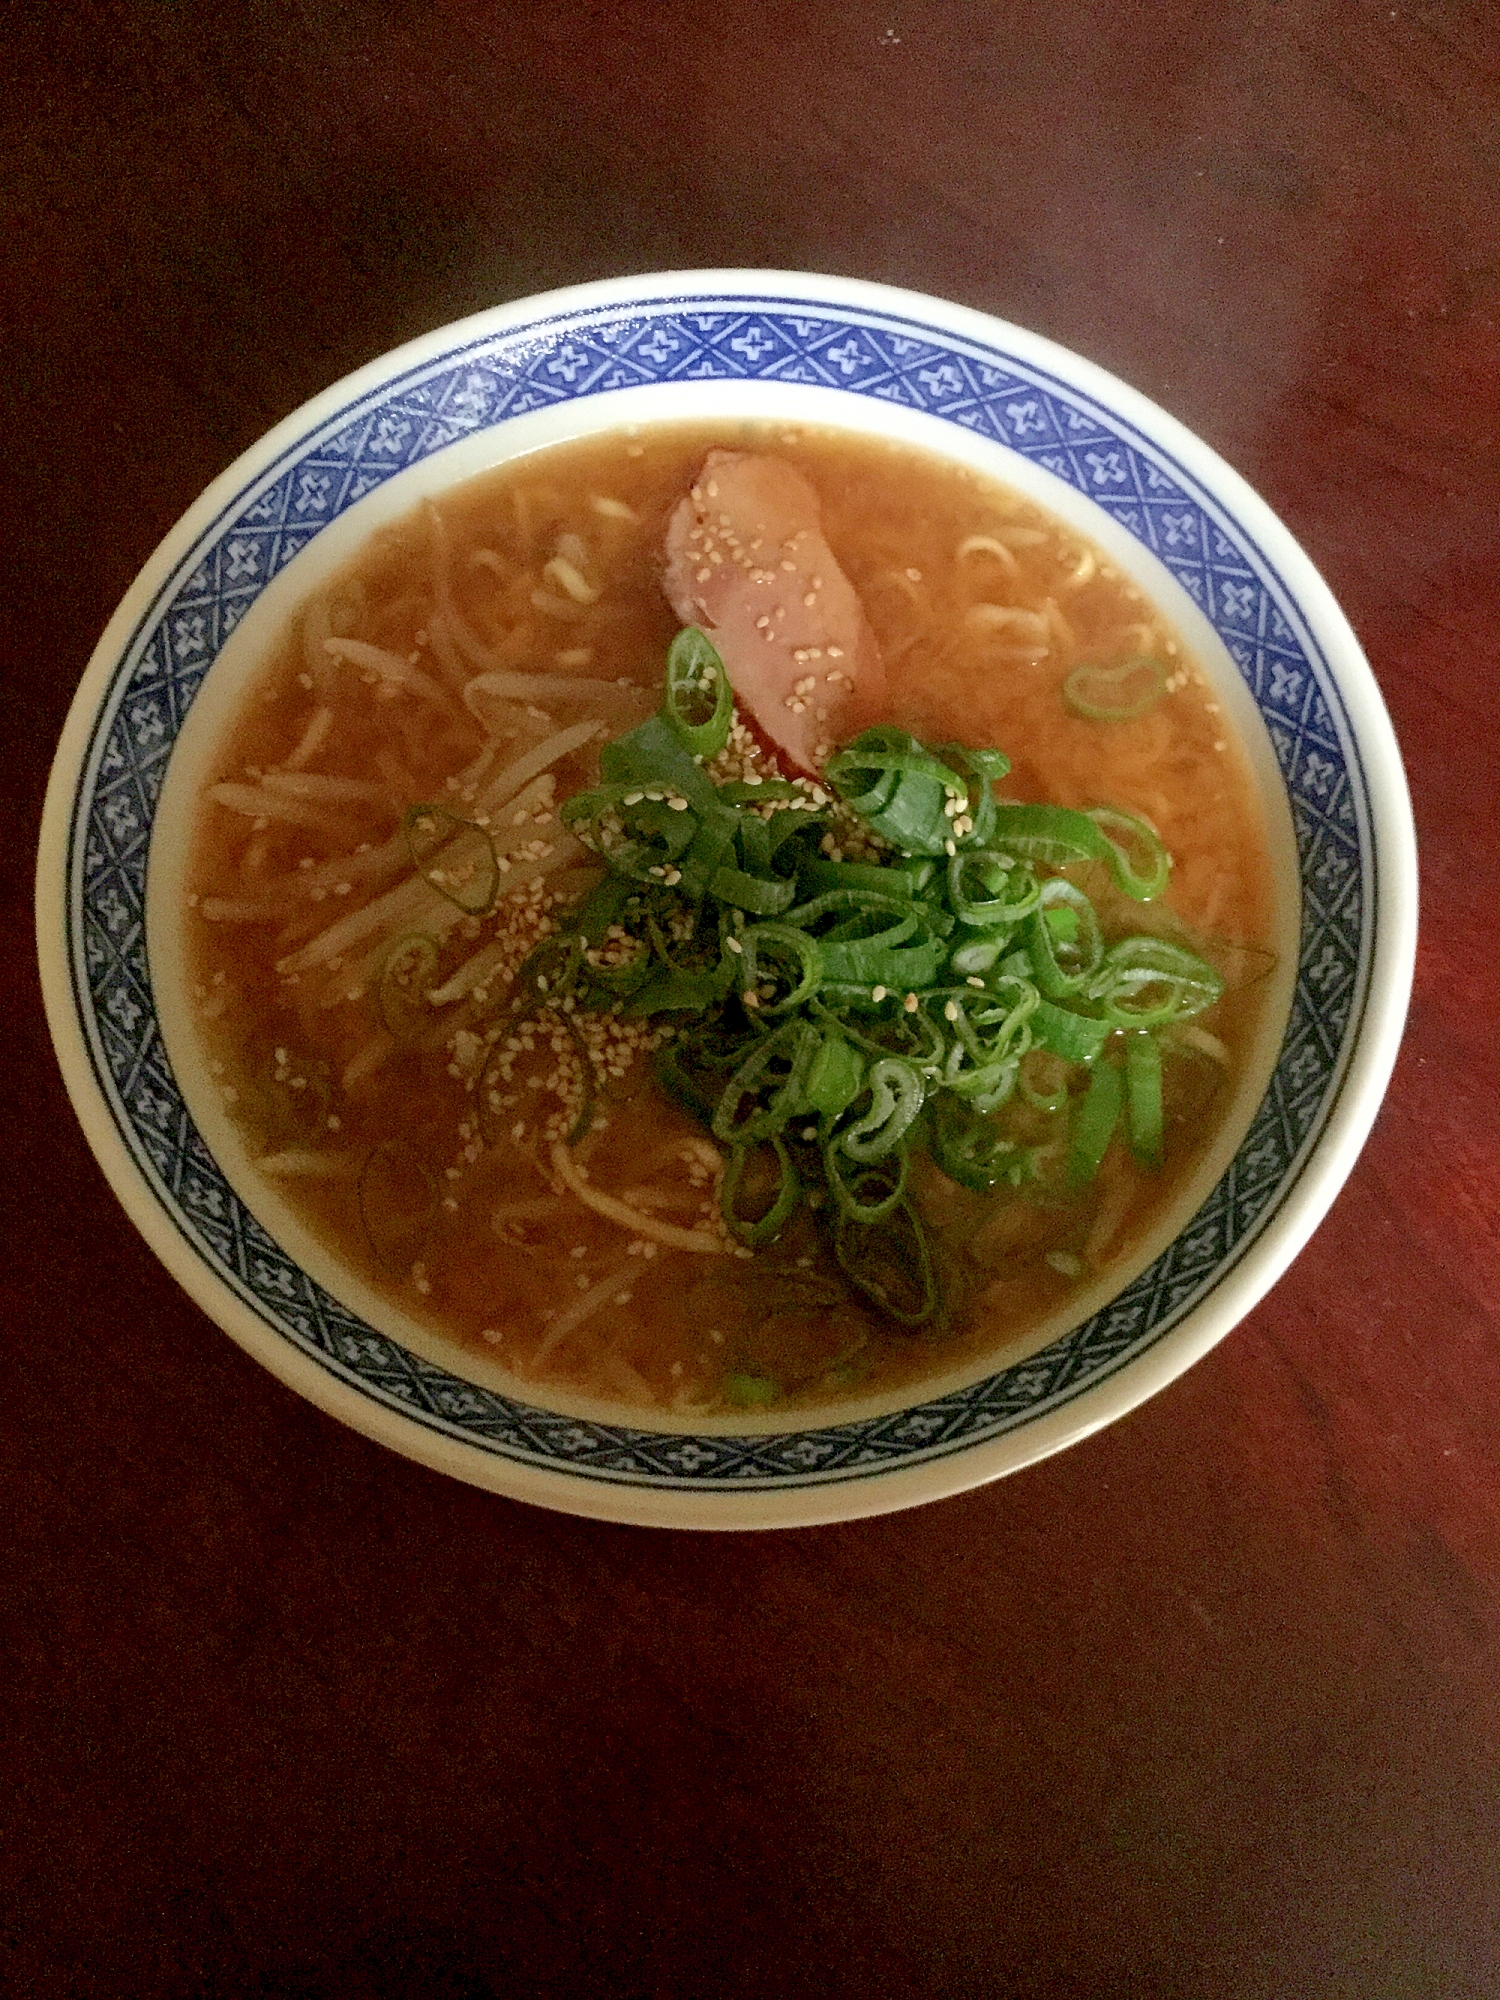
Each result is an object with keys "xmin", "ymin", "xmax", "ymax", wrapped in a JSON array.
[{"xmin": 184, "ymin": 424, "xmax": 1280, "ymax": 1416}]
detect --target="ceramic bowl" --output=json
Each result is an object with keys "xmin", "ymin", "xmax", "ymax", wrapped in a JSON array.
[{"xmin": 36, "ymin": 271, "xmax": 1417, "ymax": 1527}]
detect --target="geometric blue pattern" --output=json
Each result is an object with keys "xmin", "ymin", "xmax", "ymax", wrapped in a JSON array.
[{"xmin": 65, "ymin": 287, "xmax": 1370, "ymax": 1490}]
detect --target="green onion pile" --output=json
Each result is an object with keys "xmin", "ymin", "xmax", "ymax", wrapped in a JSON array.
[{"xmin": 444, "ymin": 629, "xmax": 1227, "ymax": 1325}]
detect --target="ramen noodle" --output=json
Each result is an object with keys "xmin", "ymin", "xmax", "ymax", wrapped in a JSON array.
[{"xmin": 183, "ymin": 424, "xmax": 1280, "ymax": 1415}]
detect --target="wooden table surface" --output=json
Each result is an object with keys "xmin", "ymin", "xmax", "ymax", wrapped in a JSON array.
[{"xmin": 6, "ymin": 3, "xmax": 1499, "ymax": 1994}]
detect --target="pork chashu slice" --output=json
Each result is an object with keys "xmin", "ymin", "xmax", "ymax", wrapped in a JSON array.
[{"xmin": 663, "ymin": 451, "xmax": 886, "ymax": 773}]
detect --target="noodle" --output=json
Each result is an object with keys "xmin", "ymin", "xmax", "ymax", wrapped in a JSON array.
[
  {"xmin": 956, "ymin": 533, "xmax": 1020, "ymax": 574},
  {"xmin": 185, "ymin": 421, "xmax": 1278, "ymax": 1417}
]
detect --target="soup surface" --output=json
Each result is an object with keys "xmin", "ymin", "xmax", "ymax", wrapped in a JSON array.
[{"xmin": 183, "ymin": 423, "xmax": 1281, "ymax": 1416}]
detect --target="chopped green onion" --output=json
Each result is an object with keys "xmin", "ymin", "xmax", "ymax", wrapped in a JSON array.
[
  {"xmin": 947, "ymin": 850, "xmax": 1041, "ymax": 927},
  {"xmin": 1018, "ymin": 1047, "xmax": 1072, "ymax": 1114},
  {"xmin": 479, "ymin": 969, "xmax": 598, "ymax": 1145},
  {"xmin": 1032, "ymin": 998, "xmax": 1112, "ymax": 1065},
  {"xmin": 357, "ymin": 1140, "xmax": 438, "ymax": 1270},
  {"xmin": 825, "ymin": 727, "xmax": 973, "ymax": 856},
  {"xmin": 737, "ymin": 922, "xmax": 824, "ymax": 1016},
  {"xmin": 712, "ymin": 1020, "xmax": 820, "ymax": 1145},
  {"xmin": 803, "ymin": 1030, "xmax": 866, "ymax": 1117},
  {"xmin": 834, "ymin": 1196, "xmax": 936, "ymax": 1324},
  {"xmin": 1086, "ymin": 937, "xmax": 1224, "ymax": 1026},
  {"xmin": 570, "ymin": 873, "xmax": 635, "ymax": 947},
  {"xmin": 799, "ymin": 858, "xmax": 916, "ymax": 899},
  {"xmin": 1125, "ymin": 1032, "xmax": 1164, "ymax": 1169},
  {"xmin": 652, "ymin": 1039, "xmax": 725, "ymax": 1125},
  {"xmin": 1063, "ymin": 656, "xmax": 1169, "ymax": 722},
  {"xmin": 948, "ymin": 931, "xmax": 1013, "ymax": 977},
  {"xmin": 837, "ymin": 1058, "xmax": 927, "ymax": 1162},
  {"xmin": 623, "ymin": 961, "xmax": 735, "ymax": 1015},
  {"xmin": 376, "ymin": 933, "xmax": 439, "ymax": 1040},
  {"xmin": 1026, "ymin": 879, "xmax": 1105, "ymax": 998},
  {"xmin": 1067, "ymin": 1058, "xmax": 1124, "ymax": 1187},
  {"xmin": 938, "ymin": 975, "xmax": 1037, "ymax": 1089},
  {"xmin": 403, "ymin": 804, "xmax": 500, "ymax": 914},
  {"xmin": 518, "ymin": 625, "xmax": 1237, "ymax": 1338},
  {"xmin": 930, "ymin": 1095, "xmax": 1030, "ymax": 1192},
  {"xmin": 822, "ymin": 1139, "xmax": 910, "ymax": 1223},
  {"xmin": 1085, "ymin": 807, "xmax": 1172, "ymax": 901},
  {"xmin": 707, "ymin": 865, "xmax": 798, "ymax": 915},
  {"xmin": 715, "ymin": 779, "xmax": 809, "ymax": 805},
  {"xmin": 598, "ymin": 712, "xmax": 722, "ymax": 815},
  {"xmin": 935, "ymin": 741, "xmax": 1010, "ymax": 847},
  {"xmin": 724, "ymin": 1372, "xmax": 781, "ymax": 1406},
  {"xmin": 722, "ymin": 1135, "xmax": 801, "ymax": 1246},
  {"xmin": 781, "ymin": 892, "xmax": 950, "ymax": 989},
  {"xmin": 512, "ymin": 931, "xmax": 588, "ymax": 1013},
  {"xmin": 988, "ymin": 802, "xmax": 1169, "ymax": 901},
  {"xmin": 663, "ymin": 626, "xmax": 733, "ymax": 758}
]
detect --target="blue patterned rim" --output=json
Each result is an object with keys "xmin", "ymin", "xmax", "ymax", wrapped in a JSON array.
[{"xmin": 63, "ymin": 284, "xmax": 1375, "ymax": 1494}]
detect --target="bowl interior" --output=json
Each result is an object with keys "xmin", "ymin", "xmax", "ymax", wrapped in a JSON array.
[{"xmin": 41, "ymin": 275, "xmax": 1406, "ymax": 1524}]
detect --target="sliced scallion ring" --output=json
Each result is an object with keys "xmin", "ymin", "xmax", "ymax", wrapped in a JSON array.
[
  {"xmin": 834, "ymin": 1193, "xmax": 935, "ymax": 1324},
  {"xmin": 403, "ymin": 804, "xmax": 501, "ymax": 914},
  {"xmin": 1067, "ymin": 1058, "xmax": 1124, "ymax": 1187},
  {"xmin": 1026, "ymin": 879, "xmax": 1105, "ymax": 998},
  {"xmin": 376, "ymin": 933, "xmax": 439, "ymax": 1040},
  {"xmin": 929, "ymin": 1094, "xmax": 1031, "ymax": 1192},
  {"xmin": 823, "ymin": 1139, "xmax": 910, "ymax": 1224},
  {"xmin": 722, "ymin": 1135, "xmax": 801, "ymax": 1247},
  {"xmin": 837, "ymin": 1058, "xmax": 927, "ymax": 1162},
  {"xmin": 356, "ymin": 1140, "xmax": 439, "ymax": 1271},
  {"xmin": 663, "ymin": 625, "xmax": 733, "ymax": 759},
  {"xmin": 1125, "ymin": 1031, "xmax": 1164, "ymax": 1168},
  {"xmin": 947, "ymin": 850, "xmax": 1041, "ymax": 927},
  {"xmin": 1018, "ymin": 1047, "xmax": 1072, "ymax": 1113},
  {"xmin": 1063, "ymin": 655, "xmax": 1169, "ymax": 722}
]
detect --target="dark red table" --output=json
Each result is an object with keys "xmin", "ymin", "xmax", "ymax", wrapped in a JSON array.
[{"xmin": 6, "ymin": 5, "xmax": 1499, "ymax": 1994}]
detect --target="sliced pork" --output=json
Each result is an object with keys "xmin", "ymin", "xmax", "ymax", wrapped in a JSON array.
[{"xmin": 663, "ymin": 451, "xmax": 886, "ymax": 773}]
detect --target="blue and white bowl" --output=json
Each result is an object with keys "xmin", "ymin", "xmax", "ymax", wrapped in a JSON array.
[{"xmin": 36, "ymin": 272, "xmax": 1417, "ymax": 1527}]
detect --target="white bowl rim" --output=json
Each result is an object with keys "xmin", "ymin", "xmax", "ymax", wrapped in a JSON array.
[{"xmin": 36, "ymin": 268, "xmax": 1418, "ymax": 1528}]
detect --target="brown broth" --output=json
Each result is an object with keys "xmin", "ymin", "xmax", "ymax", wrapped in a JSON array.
[{"xmin": 184, "ymin": 422, "xmax": 1280, "ymax": 1418}]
